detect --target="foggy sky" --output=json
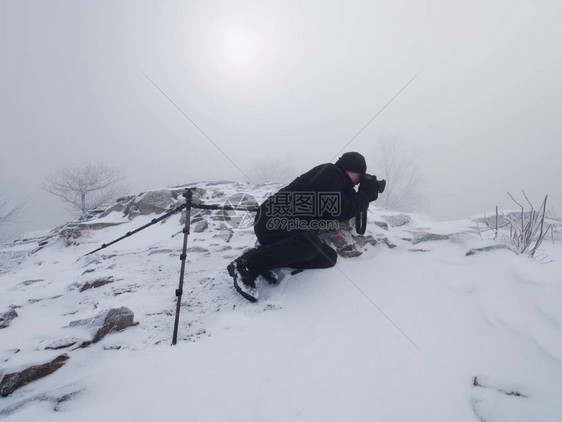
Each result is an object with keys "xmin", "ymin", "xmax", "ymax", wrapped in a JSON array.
[{"xmin": 1, "ymin": 0, "xmax": 561, "ymax": 239}]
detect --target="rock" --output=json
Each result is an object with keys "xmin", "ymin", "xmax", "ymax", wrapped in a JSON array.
[
  {"xmin": 59, "ymin": 228, "xmax": 83, "ymax": 246},
  {"xmin": 148, "ymin": 248, "xmax": 174, "ymax": 256},
  {"xmin": 210, "ymin": 214, "xmax": 230, "ymax": 222},
  {"xmin": 191, "ymin": 215, "xmax": 204, "ymax": 224},
  {"xmin": 0, "ymin": 308, "xmax": 18, "ymax": 329},
  {"xmin": 466, "ymin": 244, "xmax": 510, "ymax": 256},
  {"xmin": 412, "ymin": 233, "xmax": 450, "ymax": 244},
  {"xmin": 79, "ymin": 277, "xmax": 114, "ymax": 292},
  {"xmin": 186, "ymin": 246, "xmax": 209, "ymax": 253},
  {"xmin": 381, "ymin": 238, "xmax": 397, "ymax": 248},
  {"xmin": 213, "ymin": 231, "xmax": 233, "ymax": 243},
  {"xmin": 352, "ymin": 235, "xmax": 378, "ymax": 248},
  {"xmin": 383, "ymin": 214, "xmax": 411, "ymax": 227},
  {"xmin": 133, "ymin": 190, "xmax": 175, "ymax": 215},
  {"xmin": 20, "ymin": 279, "xmax": 44, "ymax": 286},
  {"xmin": 91, "ymin": 307, "xmax": 136, "ymax": 343},
  {"xmin": 192, "ymin": 220, "xmax": 208, "ymax": 233},
  {"xmin": 0, "ymin": 387, "xmax": 83, "ymax": 416},
  {"xmin": 337, "ymin": 247, "xmax": 363, "ymax": 258},
  {"xmin": 77, "ymin": 221, "xmax": 125, "ymax": 230},
  {"xmin": 45, "ymin": 338, "xmax": 80, "ymax": 350},
  {"xmin": 374, "ymin": 221, "xmax": 389, "ymax": 230},
  {"xmin": 98, "ymin": 202, "xmax": 125, "ymax": 218},
  {"xmin": 116, "ymin": 195, "xmax": 135, "ymax": 203},
  {"xmin": 0, "ymin": 354, "xmax": 69, "ymax": 397},
  {"xmin": 69, "ymin": 307, "xmax": 137, "ymax": 346},
  {"xmin": 179, "ymin": 206, "xmax": 208, "ymax": 225}
]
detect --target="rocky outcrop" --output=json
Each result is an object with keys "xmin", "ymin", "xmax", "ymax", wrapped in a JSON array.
[
  {"xmin": 0, "ymin": 354, "xmax": 69, "ymax": 397},
  {"xmin": 133, "ymin": 190, "xmax": 176, "ymax": 215}
]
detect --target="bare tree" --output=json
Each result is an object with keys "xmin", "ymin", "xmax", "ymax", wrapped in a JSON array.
[
  {"xmin": 0, "ymin": 189, "xmax": 22, "ymax": 225},
  {"xmin": 0, "ymin": 167, "xmax": 23, "ymax": 226},
  {"xmin": 248, "ymin": 157, "xmax": 294, "ymax": 185},
  {"xmin": 368, "ymin": 135, "xmax": 426, "ymax": 212},
  {"xmin": 43, "ymin": 163, "xmax": 125, "ymax": 216}
]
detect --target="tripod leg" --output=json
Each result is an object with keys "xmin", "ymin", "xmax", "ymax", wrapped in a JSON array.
[{"xmin": 172, "ymin": 191, "xmax": 192, "ymax": 345}]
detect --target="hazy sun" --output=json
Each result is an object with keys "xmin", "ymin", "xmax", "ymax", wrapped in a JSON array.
[{"xmin": 219, "ymin": 25, "xmax": 260, "ymax": 67}]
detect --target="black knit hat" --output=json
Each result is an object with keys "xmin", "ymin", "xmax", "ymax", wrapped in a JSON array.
[{"xmin": 335, "ymin": 152, "xmax": 367, "ymax": 174}]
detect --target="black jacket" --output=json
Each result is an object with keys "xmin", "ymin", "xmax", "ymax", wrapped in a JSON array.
[{"xmin": 260, "ymin": 163, "xmax": 371, "ymax": 223}]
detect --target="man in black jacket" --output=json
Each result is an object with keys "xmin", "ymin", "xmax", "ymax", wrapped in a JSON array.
[{"xmin": 228, "ymin": 152, "xmax": 380, "ymax": 302}]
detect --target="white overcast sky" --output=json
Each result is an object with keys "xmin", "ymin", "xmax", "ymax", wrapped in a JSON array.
[{"xmin": 1, "ymin": 0, "xmax": 561, "ymax": 238}]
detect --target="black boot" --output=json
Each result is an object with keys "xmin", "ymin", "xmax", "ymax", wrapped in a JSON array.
[
  {"xmin": 227, "ymin": 257, "xmax": 258, "ymax": 302},
  {"xmin": 259, "ymin": 270, "xmax": 279, "ymax": 285}
]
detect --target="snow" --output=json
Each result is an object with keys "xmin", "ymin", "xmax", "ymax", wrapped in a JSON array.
[{"xmin": 1, "ymin": 182, "xmax": 562, "ymax": 421}]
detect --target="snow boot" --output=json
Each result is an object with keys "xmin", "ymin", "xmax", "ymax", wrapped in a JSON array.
[
  {"xmin": 259, "ymin": 270, "xmax": 279, "ymax": 285},
  {"xmin": 227, "ymin": 257, "xmax": 259, "ymax": 302}
]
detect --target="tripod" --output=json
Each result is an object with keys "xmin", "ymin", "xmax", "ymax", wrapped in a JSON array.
[{"xmin": 86, "ymin": 188, "xmax": 258, "ymax": 345}]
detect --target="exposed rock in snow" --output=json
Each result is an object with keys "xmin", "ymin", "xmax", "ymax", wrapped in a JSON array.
[
  {"xmin": 133, "ymin": 190, "xmax": 176, "ymax": 215},
  {"xmin": 79, "ymin": 276, "xmax": 115, "ymax": 292},
  {"xmin": 382, "ymin": 214, "xmax": 411, "ymax": 227},
  {"xmin": 466, "ymin": 244, "xmax": 511, "ymax": 256},
  {"xmin": 0, "ymin": 385, "xmax": 83, "ymax": 416},
  {"xmin": 411, "ymin": 232, "xmax": 450, "ymax": 244},
  {"xmin": 0, "ymin": 354, "xmax": 69, "ymax": 397},
  {"xmin": 352, "ymin": 235, "xmax": 378, "ymax": 248},
  {"xmin": 192, "ymin": 220, "xmax": 209, "ymax": 233},
  {"xmin": 0, "ymin": 307, "xmax": 18, "ymax": 329},
  {"xmin": 374, "ymin": 221, "xmax": 389, "ymax": 229},
  {"xmin": 186, "ymin": 246, "xmax": 209, "ymax": 254},
  {"xmin": 69, "ymin": 307, "xmax": 137, "ymax": 346},
  {"xmin": 77, "ymin": 221, "xmax": 125, "ymax": 230},
  {"xmin": 213, "ymin": 230, "xmax": 233, "ymax": 243},
  {"xmin": 44, "ymin": 337, "xmax": 81, "ymax": 350}
]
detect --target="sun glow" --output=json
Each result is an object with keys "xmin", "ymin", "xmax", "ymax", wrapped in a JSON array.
[{"xmin": 218, "ymin": 25, "xmax": 261, "ymax": 67}]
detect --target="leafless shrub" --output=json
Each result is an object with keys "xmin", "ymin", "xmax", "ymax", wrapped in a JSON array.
[
  {"xmin": 506, "ymin": 191, "xmax": 552, "ymax": 257},
  {"xmin": 481, "ymin": 192, "xmax": 554, "ymax": 261}
]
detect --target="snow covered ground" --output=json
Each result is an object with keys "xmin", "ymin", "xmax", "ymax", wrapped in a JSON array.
[{"xmin": 1, "ymin": 182, "xmax": 561, "ymax": 421}]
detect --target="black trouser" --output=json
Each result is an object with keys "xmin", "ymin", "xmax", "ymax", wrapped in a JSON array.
[{"xmin": 242, "ymin": 208, "xmax": 338, "ymax": 275}]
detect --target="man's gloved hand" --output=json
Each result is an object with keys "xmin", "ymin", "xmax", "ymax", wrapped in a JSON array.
[{"xmin": 358, "ymin": 175, "xmax": 379, "ymax": 201}]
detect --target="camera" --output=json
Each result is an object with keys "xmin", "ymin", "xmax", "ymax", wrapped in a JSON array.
[{"xmin": 360, "ymin": 173, "xmax": 386, "ymax": 193}]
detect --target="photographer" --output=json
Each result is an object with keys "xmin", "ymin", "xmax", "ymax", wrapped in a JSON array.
[{"xmin": 228, "ymin": 152, "xmax": 383, "ymax": 302}]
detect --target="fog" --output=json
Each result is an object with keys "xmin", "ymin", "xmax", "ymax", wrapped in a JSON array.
[{"xmin": 1, "ymin": 0, "xmax": 561, "ymax": 239}]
